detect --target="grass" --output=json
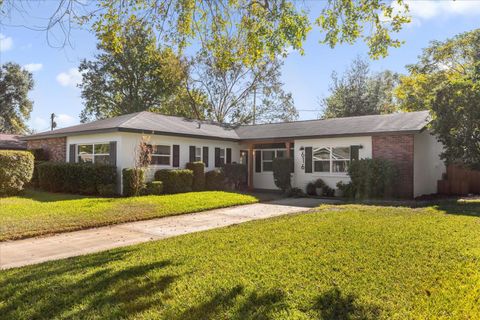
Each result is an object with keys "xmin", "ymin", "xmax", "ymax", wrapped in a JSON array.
[
  {"xmin": 1, "ymin": 201, "xmax": 479, "ymax": 319},
  {"xmin": 0, "ymin": 190, "xmax": 258, "ymax": 241}
]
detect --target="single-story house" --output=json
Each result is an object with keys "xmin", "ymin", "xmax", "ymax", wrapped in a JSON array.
[
  {"xmin": 0, "ymin": 134, "xmax": 27, "ymax": 150},
  {"xmin": 21, "ymin": 110, "xmax": 445, "ymax": 198}
]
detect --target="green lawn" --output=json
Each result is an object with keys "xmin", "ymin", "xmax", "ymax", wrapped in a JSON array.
[
  {"xmin": 1, "ymin": 201, "xmax": 479, "ymax": 319},
  {"xmin": 0, "ymin": 190, "xmax": 258, "ymax": 241}
]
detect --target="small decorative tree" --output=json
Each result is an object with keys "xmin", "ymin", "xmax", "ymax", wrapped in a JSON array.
[
  {"xmin": 272, "ymin": 158, "xmax": 293, "ymax": 193},
  {"xmin": 223, "ymin": 163, "xmax": 247, "ymax": 190},
  {"xmin": 130, "ymin": 136, "xmax": 152, "ymax": 196}
]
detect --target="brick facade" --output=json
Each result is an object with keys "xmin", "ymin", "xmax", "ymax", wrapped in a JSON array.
[
  {"xmin": 27, "ymin": 137, "xmax": 67, "ymax": 162},
  {"xmin": 372, "ymin": 134, "xmax": 414, "ymax": 198}
]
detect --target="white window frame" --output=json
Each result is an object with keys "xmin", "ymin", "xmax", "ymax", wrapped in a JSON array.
[
  {"xmin": 149, "ymin": 144, "xmax": 172, "ymax": 166},
  {"xmin": 195, "ymin": 146, "xmax": 203, "ymax": 162},
  {"xmin": 261, "ymin": 149, "xmax": 286, "ymax": 172},
  {"xmin": 312, "ymin": 146, "xmax": 350, "ymax": 174},
  {"xmin": 77, "ymin": 143, "xmax": 110, "ymax": 164}
]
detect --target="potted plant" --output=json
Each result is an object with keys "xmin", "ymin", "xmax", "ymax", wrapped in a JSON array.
[{"xmin": 314, "ymin": 178, "xmax": 326, "ymax": 196}]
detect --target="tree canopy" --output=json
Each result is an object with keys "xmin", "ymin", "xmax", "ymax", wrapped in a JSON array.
[
  {"xmin": 78, "ymin": 17, "xmax": 205, "ymax": 122},
  {"xmin": 0, "ymin": 63, "xmax": 34, "ymax": 134},
  {"xmin": 320, "ymin": 57, "xmax": 399, "ymax": 118}
]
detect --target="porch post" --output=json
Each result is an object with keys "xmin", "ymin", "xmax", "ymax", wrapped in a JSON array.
[
  {"xmin": 286, "ymin": 142, "xmax": 291, "ymax": 158},
  {"xmin": 248, "ymin": 144, "xmax": 254, "ymax": 191}
]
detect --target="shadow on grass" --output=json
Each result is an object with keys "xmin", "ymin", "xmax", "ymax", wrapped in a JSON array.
[
  {"xmin": 174, "ymin": 286, "xmax": 288, "ymax": 320},
  {"xmin": 313, "ymin": 287, "xmax": 381, "ymax": 320},
  {"xmin": 18, "ymin": 189, "xmax": 94, "ymax": 202},
  {"xmin": 0, "ymin": 248, "xmax": 178, "ymax": 320}
]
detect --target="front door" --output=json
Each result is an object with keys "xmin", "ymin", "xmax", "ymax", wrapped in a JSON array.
[{"xmin": 240, "ymin": 150, "xmax": 249, "ymax": 187}]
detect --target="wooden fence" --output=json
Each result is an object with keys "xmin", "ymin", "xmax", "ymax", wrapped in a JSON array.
[{"xmin": 437, "ymin": 164, "xmax": 480, "ymax": 195}]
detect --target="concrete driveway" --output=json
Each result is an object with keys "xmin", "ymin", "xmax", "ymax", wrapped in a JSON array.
[{"xmin": 0, "ymin": 198, "xmax": 334, "ymax": 269}]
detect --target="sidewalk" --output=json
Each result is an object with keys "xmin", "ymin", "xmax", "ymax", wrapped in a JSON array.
[{"xmin": 0, "ymin": 198, "xmax": 330, "ymax": 269}]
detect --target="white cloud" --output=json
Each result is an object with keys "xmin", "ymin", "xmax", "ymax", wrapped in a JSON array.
[
  {"xmin": 0, "ymin": 33, "xmax": 13, "ymax": 52},
  {"xmin": 56, "ymin": 68, "xmax": 82, "ymax": 87},
  {"xmin": 56, "ymin": 114, "xmax": 77, "ymax": 127},
  {"xmin": 23, "ymin": 63, "xmax": 43, "ymax": 72},
  {"xmin": 396, "ymin": 0, "xmax": 480, "ymax": 20}
]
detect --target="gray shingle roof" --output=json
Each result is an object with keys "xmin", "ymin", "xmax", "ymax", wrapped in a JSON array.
[
  {"xmin": 22, "ymin": 110, "xmax": 430, "ymax": 141},
  {"xmin": 0, "ymin": 134, "xmax": 27, "ymax": 150},
  {"xmin": 235, "ymin": 111, "xmax": 430, "ymax": 140}
]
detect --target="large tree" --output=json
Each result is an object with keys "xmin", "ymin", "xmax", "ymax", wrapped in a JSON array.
[
  {"xmin": 395, "ymin": 28, "xmax": 480, "ymax": 111},
  {"xmin": 320, "ymin": 57, "xmax": 399, "ymax": 118},
  {"xmin": 79, "ymin": 17, "xmax": 206, "ymax": 122},
  {"xmin": 0, "ymin": 62, "xmax": 34, "ymax": 134}
]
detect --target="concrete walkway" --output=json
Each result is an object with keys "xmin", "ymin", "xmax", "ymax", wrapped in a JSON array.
[{"xmin": 0, "ymin": 198, "xmax": 332, "ymax": 269}]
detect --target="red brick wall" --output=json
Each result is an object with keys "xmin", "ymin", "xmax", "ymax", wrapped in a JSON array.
[
  {"xmin": 372, "ymin": 134, "xmax": 414, "ymax": 198},
  {"xmin": 27, "ymin": 137, "xmax": 67, "ymax": 162}
]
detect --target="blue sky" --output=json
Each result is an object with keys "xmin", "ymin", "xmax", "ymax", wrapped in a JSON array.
[{"xmin": 1, "ymin": 1, "xmax": 480, "ymax": 132}]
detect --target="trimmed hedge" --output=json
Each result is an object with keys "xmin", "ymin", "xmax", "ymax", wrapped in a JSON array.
[
  {"xmin": 37, "ymin": 162, "xmax": 117, "ymax": 195},
  {"xmin": 347, "ymin": 158, "xmax": 398, "ymax": 199},
  {"xmin": 186, "ymin": 162, "xmax": 205, "ymax": 191},
  {"xmin": 122, "ymin": 168, "xmax": 145, "ymax": 197},
  {"xmin": 224, "ymin": 163, "xmax": 247, "ymax": 190},
  {"xmin": 205, "ymin": 169, "xmax": 225, "ymax": 191},
  {"xmin": 0, "ymin": 150, "xmax": 34, "ymax": 195},
  {"xmin": 154, "ymin": 169, "xmax": 193, "ymax": 194},
  {"xmin": 30, "ymin": 160, "xmax": 47, "ymax": 188},
  {"xmin": 146, "ymin": 181, "xmax": 164, "ymax": 195}
]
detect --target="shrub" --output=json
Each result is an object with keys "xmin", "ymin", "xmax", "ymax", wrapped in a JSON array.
[
  {"xmin": 306, "ymin": 182, "xmax": 316, "ymax": 196},
  {"xmin": 205, "ymin": 169, "xmax": 225, "ymax": 190},
  {"xmin": 347, "ymin": 158, "xmax": 398, "ymax": 199},
  {"xmin": 122, "ymin": 168, "xmax": 145, "ymax": 197},
  {"xmin": 154, "ymin": 169, "xmax": 193, "ymax": 194},
  {"xmin": 272, "ymin": 158, "xmax": 293, "ymax": 192},
  {"xmin": 30, "ymin": 160, "xmax": 47, "ymax": 188},
  {"xmin": 288, "ymin": 187, "xmax": 305, "ymax": 198},
  {"xmin": 314, "ymin": 178, "xmax": 326, "ymax": 188},
  {"xmin": 97, "ymin": 184, "xmax": 117, "ymax": 197},
  {"xmin": 146, "ymin": 181, "xmax": 164, "ymax": 195},
  {"xmin": 0, "ymin": 150, "xmax": 34, "ymax": 195},
  {"xmin": 186, "ymin": 162, "xmax": 205, "ymax": 191},
  {"xmin": 37, "ymin": 162, "xmax": 117, "ymax": 195},
  {"xmin": 337, "ymin": 181, "xmax": 354, "ymax": 198},
  {"xmin": 224, "ymin": 163, "xmax": 247, "ymax": 190}
]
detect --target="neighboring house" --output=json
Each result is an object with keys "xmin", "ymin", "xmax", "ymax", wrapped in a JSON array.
[
  {"xmin": 21, "ymin": 111, "xmax": 445, "ymax": 198},
  {"xmin": 0, "ymin": 134, "xmax": 27, "ymax": 150}
]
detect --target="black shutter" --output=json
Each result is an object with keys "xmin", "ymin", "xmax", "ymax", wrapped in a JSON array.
[
  {"xmin": 226, "ymin": 148, "xmax": 232, "ymax": 164},
  {"xmin": 173, "ymin": 145, "xmax": 180, "ymax": 167},
  {"xmin": 203, "ymin": 146, "xmax": 209, "ymax": 167},
  {"xmin": 350, "ymin": 145, "xmax": 360, "ymax": 161},
  {"xmin": 109, "ymin": 141, "xmax": 117, "ymax": 166},
  {"xmin": 189, "ymin": 145, "xmax": 196, "ymax": 162},
  {"xmin": 305, "ymin": 147, "xmax": 312, "ymax": 173},
  {"xmin": 215, "ymin": 147, "xmax": 220, "ymax": 167},
  {"xmin": 69, "ymin": 144, "xmax": 76, "ymax": 163},
  {"xmin": 290, "ymin": 148, "xmax": 294, "ymax": 173},
  {"xmin": 255, "ymin": 150, "xmax": 262, "ymax": 172}
]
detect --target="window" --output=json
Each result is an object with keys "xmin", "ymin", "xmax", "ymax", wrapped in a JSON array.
[
  {"xmin": 219, "ymin": 148, "xmax": 225, "ymax": 166},
  {"xmin": 262, "ymin": 149, "xmax": 286, "ymax": 172},
  {"xmin": 195, "ymin": 147, "xmax": 202, "ymax": 162},
  {"xmin": 78, "ymin": 143, "xmax": 110, "ymax": 164},
  {"xmin": 150, "ymin": 145, "xmax": 171, "ymax": 165},
  {"xmin": 313, "ymin": 146, "xmax": 350, "ymax": 173}
]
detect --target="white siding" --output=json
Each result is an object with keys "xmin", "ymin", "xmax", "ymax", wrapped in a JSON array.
[
  {"xmin": 413, "ymin": 130, "xmax": 445, "ymax": 197},
  {"xmin": 68, "ymin": 132, "xmax": 240, "ymax": 194},
  {"xmin": 293, "ymin": 136, "xmax": 372, "ymax": 191}
]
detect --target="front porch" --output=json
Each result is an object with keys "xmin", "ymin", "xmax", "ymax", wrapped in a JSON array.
[{"xmin": 239, "ymin": 139, "xmax": 294, "ymax": 191}]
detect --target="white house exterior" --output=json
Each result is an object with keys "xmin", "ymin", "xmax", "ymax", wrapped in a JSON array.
[{"xmin": 23, "ymin": 111, "xmax": 445, "ymax": 198}]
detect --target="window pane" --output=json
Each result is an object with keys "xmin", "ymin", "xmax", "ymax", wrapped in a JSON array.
[
  {"xmin": 153, "ymin": 145, "xmax": 170, "ymax": 155},
  {"xmin": 332, "ymin": 160, "xmax": 349, "ymax": 173},
  {"xmin": 151, "ymin": 155, "xmax": 170, "ymax": 165},
  {"xmin": 94, "ymin": 155, "xmax": 110, "ymax": 165},
  {"xmin": 220, "ymin": 149, "xmax": 225, "ymax": 157},
  {"xmin": 313, "ymin": 147, "xmax": 330, "ymax": 160},
  {"xmin": 263, "ymin": 161, "xmax": 273, "ymax": 172},
  {"xmin": 262, "ymin": 151, "xmax": 275, "ymax": 161},
  {"xmin": 94, "ymin": 144, "xmax": 110, "ymax": 154},
  {"xmin": 196, "ymin": 147, "xmax": 202, "ymax": 157},
  {"xmin": 78, "ymin": 144, "xmax": 93, "ymax": 154},
  {"xmin": 78, "ymin": 154, "xmax": 93, "ymax": 163},
  {"xmin": 332, "ymin": 147, "xmax": 350, "ymax": 160},
  {"xmin": 314, "ymin": 161, "xmax": 330, "ymax": 172}
]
